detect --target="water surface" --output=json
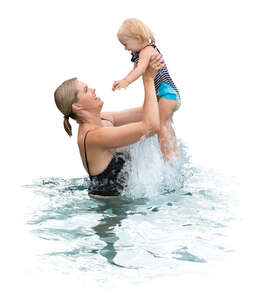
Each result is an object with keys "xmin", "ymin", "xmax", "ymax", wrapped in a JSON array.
[{"xmin": 24, "ymin": 137, "xmax": 238, "ymax": 285}]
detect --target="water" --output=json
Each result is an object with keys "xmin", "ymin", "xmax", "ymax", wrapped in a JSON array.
[{"xmin": 24, "ymin": 136, "xmax": 238, "ymax": 286}]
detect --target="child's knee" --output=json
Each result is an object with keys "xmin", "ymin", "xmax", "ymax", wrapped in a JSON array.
[
  {"xmin": 157, "ymin": 124, "xmax": 169, "ymax": 137},
  {"xmin": 159, "ymin": 111, "xmax": 173, "ymax": 125}
]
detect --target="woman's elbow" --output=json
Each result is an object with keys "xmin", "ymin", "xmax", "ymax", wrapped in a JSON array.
[
  {"xmin": 152, "ymin": 122, "xmax": 160, "ymax": 133},
  {"xmin": 145, "ymin": 121, "xmax": 160, "ymax": 137}
]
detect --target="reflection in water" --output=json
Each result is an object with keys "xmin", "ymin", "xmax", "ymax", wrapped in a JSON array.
[
  {"xmin": 26, "ymin": 177, "xmax": 151, "ymax": 268},
  {"xmin": 91, "ymin": 197, "xmax": 146, "ymax": 268}
]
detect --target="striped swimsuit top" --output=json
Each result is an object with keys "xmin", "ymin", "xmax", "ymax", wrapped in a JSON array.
[{"xmin": 131, "ymin": 44, "xmax": 180, "ymax": 99}]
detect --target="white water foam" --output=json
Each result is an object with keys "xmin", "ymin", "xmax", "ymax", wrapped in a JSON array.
[{"xmin": 125, "ymin": 135, "xmax": 192, "ymax": 199}]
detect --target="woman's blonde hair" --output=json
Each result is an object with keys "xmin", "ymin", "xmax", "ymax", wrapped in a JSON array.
[
  {"xmin": 54, "ymin": 78, "xmax": 78, "ymax": 137},
  {"xmin": 117, "ymin": 18, "xmax": 155, "ymax": 44}
]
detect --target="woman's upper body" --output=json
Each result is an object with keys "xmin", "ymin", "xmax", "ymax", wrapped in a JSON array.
[
  {"xmin": 54, "ymin": 54, "xmax": 163, "ymax": 198},
  {"xmin": 75, "ymin": 73, "xmax": 159, "ymax": 177}
]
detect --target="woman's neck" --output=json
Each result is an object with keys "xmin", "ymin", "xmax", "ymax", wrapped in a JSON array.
[{"xmin": 77, "ymin": 111, "xmax": 103, "ymax": 129}]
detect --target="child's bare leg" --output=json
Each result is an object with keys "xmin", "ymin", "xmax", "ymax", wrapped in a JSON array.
[
  {"xmin": 166, "ymin": 120, "xmax": 180, "ymax": 157},
  {"xmin": 158, "ymin": 125, "xmax": 174, "ymax": 161},
  {"xmin": 158, "ymin": 97, "xmax": 181, "ymax": 163}
]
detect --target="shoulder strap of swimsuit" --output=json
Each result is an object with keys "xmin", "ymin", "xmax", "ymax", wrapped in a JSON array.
[
  {"xmin": 142, "ymin": 43, "xmax": 159, "ymax": 52},
  {"xmin": 84, "ymin": 119, "xmax": 113, "ymax": 173},
  {"xmin": 142, "ymin": 44, "xmax": 151, "ymax": 50},
  {"xmin": 142, "ymin": 44, "xmax": 161, "ymax": 55},
  {"xmin": 101, "ymin": 117, "xmax": 113, "ymax": 123},
  {"xmin": 83, "ymin": 131, "xmax": 90, "ymax": 174}
]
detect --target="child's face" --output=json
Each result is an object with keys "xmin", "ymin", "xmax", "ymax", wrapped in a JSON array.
[{"xmin": 120, "ymin": 37, "xmax": 144, "ymax": 52}]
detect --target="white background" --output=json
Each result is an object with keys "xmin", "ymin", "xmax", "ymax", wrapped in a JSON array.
[{"xmin": 0, "ymin": 0, "xmax": 262, "ymax": 298}]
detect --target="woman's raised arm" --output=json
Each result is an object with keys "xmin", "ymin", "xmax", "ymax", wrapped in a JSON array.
[
  {"xmin": 101, "ymin": 106, "xmax": 142, "ymax": 126},
  {"xmin": 88, "ymin": 54, "xmax": 164, "ymax": 149}
]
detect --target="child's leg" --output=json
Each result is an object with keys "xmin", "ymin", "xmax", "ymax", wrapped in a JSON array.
[
  {"xmin": 158, "ymin": 97, "xmax": 181, "ymax": 163},
  {"xmin": 166, "ymin": 119, "xmax": 179, "ymax": 157}
]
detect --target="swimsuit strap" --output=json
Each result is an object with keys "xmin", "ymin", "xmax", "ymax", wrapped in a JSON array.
[
  {"xmin": 83, "ymin": 117, "xmax": 112, "ymax": 174},
  {"xmin": 142, "ymin": 43, "xmax": 160, "ymax": 53},
  {"xmin": 101, "ymin": 117, "xmax": 113, "ymax": 123},
  {"xmin": 142, "ymin": 43, "xmax": 154, "ymax": 50},
  {"xmin": 83, "ymin": 130, "xmax": 90, "ymax": 174},
  {"xmin": 131, "ymin": 44, "xmax": 159, "ymax": 63}
]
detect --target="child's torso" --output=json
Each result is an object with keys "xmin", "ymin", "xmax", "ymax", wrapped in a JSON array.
[{"xmin": 131, "ymin": 44, "xmax": 180, "ymax": 97}]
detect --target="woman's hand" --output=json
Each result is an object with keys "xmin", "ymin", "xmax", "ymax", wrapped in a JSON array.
[{"xmin": 143, "ymin": 54, "xmax": 164, "ymax": 80}]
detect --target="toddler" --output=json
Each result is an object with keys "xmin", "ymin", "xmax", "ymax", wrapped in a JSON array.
[{"xmin": 112, "ymin": 18, "xmax": 181, "ymax": 162}]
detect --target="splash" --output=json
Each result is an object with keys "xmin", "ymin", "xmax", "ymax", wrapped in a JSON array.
[{"xmin": 125, "ymin": 135, "xmax": 193, "ymax": 199}]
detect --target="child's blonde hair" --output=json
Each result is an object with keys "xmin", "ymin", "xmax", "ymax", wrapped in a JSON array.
[{"xmin": 117, "ymin": 18, "xmax": 155, "ymax": 44}]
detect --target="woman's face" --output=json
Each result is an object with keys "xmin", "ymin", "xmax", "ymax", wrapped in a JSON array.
[{"xmin": 75, "ymin": 80, "xmax": 103, "ymax": 111}]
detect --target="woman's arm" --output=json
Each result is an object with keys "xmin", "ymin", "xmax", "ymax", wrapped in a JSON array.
[
  {"xmin": 89, "ymin": 54, "xmax": 163, "ymax": 149},
  {"xmin": 101, "ymin": 107, "xmax": 142, "ymax": 126}
]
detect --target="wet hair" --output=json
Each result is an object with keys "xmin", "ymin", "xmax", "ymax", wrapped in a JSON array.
[
  {"xmin": 54, "ymin": 78, "xmax": 78, "ymax": 137},
  {"xmin": 117, "ymin": 18, "xmax": 155, "ymax": 44}
]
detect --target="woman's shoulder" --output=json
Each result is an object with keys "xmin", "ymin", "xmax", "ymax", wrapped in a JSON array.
[
  {"xmin": 78, "ymin": 126, "xmax": 101, "ymax": 146},
  {"xmin": 80, "ymin": 127, "xmax": 109, "ymax": 159}
]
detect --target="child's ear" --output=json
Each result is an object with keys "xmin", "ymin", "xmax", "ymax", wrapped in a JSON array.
[{"xmin": 136, "ymin": 35, "xmax": 143, "ymax": 42}]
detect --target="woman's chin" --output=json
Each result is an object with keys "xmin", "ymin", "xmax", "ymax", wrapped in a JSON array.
[{"xmin": 98, "ymin": 99, "xmax": 104, "ymax": 109}]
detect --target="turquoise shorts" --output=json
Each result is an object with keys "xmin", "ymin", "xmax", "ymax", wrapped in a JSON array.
[{"xmin": 157, "ymin": 82, "xmax": 179, "ymax": 101}]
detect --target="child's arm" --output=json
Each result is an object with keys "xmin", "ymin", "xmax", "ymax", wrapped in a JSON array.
[
  {"xmin": 112, "ymin": 47, "xmax": 154, "ymax": 91},
  {"xmin": 112, "ymin": 66, "xmax": 134, "ymax": 91}
]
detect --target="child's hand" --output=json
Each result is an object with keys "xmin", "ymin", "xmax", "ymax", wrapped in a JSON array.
[{"xmin": 112, "ymin": 79, "xmax": 129, "ymax": 91}]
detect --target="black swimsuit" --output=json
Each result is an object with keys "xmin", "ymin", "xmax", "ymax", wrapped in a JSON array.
[{"xmin": 84, "ymin": 120, "xmax": 130, "ymax": 197}]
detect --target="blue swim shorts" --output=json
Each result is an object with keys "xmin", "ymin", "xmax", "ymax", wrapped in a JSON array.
[{"xmin": 157, "ymin": 82, "xmax": 179, "ymax": 101}]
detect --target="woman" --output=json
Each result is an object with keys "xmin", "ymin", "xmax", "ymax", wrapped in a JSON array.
[{"xmin": 54, "ymin": 54, "xmax": 163, "ymax": 199}]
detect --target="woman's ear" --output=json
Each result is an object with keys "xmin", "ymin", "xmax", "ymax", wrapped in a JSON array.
[{"xmin": 72, "ymin": 102, "xmax": 81, "ymax": 112}]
